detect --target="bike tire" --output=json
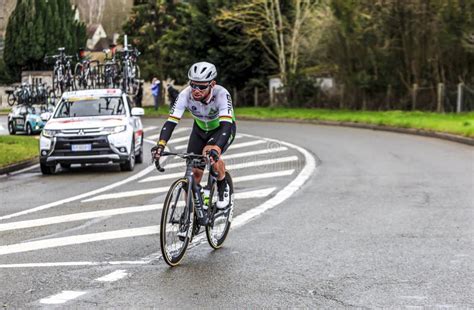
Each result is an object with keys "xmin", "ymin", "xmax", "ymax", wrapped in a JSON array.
[
  {"xmin": 74, "ymin": 63, "xmax": 83, "ymax": 90},
  {"xmin": 206, "ymin": 171, "xmax": 234, "ymax": 249},
  {"xmin": 160, "ymin": 178, "xmax": 194, "ymax": 267},
  {"xmin": 132, "ymin": 65, "xmax": 141, "ymax": 96}
]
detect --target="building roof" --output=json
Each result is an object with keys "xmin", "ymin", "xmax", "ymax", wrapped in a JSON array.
[{"xmin": 87, "ymin": 23, "xmax": 103, "ymax": 37}]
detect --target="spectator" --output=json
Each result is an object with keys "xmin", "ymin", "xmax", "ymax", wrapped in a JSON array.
[{"xmin": 151, "ymin": 78, "xmax": 161, "ymax": 110}]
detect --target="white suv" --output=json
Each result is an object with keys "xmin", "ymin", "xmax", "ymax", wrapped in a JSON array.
[{"xmin": 40, "ymin": 89, "xmax": 144, "ymax": 175}]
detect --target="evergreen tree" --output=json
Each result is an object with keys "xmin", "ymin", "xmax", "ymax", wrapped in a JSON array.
[{"xmin": 3, "ymin": 0, "xmax": 87, "ymax": 80}]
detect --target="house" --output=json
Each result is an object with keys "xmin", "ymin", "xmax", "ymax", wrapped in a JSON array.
[{"xmin": 86, "ymin": 24, "xmax": 107, "ymax": 50}]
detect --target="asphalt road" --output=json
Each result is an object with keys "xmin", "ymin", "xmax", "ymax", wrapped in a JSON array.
[{"xmin": 0, "ymin": 118, "xmax": 472, "ymax": 308}]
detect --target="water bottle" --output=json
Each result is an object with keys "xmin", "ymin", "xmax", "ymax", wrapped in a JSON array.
[{"xmin": 202, "ymin": 188, "xmax": 210, "ymax": 210}]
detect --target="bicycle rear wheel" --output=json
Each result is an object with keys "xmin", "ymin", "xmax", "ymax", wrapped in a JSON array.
[
  {"xmin": 160, "ymin": 178, "xmax": 194, "ymax": 267},
  {"xmin": 206, "ymin": 172, "xmax": 234, "ymax": 249}
]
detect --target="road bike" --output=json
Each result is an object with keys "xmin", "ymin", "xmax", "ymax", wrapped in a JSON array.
[
  {"xmin": 45, "ymin": 47, "xmax": 75, "ymax": 95},
  {"xmin": 155, "ymin": 151, "xmax": 234, "ymax": 267},
  {"xmin": 99, "ymin": 48, "xmax": 120, "ymax": 88},
  {"xmin": 118, "ymin": 46, "xmax": 141, "ymax": 95},
  {"xmin": 74, "ymin": 49, "xmax": 99, "ymax": 90}
]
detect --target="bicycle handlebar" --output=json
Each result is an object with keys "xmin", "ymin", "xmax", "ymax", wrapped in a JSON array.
[{"xmin": 153, "ymin": 151, "xmax": 208, "ymax": 173}]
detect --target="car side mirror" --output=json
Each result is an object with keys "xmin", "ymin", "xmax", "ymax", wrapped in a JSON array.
[
  {"xmin": 131, "ymin": 107, "xmax": 144, "ymax": 116},
  {"xmin": 41, "ymin": 112, "xmax": 52, "ymax": 121}
]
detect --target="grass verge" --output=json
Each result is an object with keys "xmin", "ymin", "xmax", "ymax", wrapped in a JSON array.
[
  {"xmin": 144, "ymin": 106, "xmax": 474, "ymax": 137},
  {"xmin": 0, "ymin": 135, "xmax": 38, "ymax": 168}
]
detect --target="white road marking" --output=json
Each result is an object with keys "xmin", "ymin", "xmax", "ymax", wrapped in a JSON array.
[
  {"xmin": 228, "ymin": 156, "xmax": 298, "ymax": 170},
  {"xmin": 82, "ymin": 180, "xmax": 276, "ymax": 202},
  {"xmin": 0, "ymin": 188, "xmax": 276, "ymax": 256},
  {"xmin": 0, "ymin": 165, "xmax": 156, "ymax": 221},
  {"xmin": 223, "ymin": 146, "xmax": 288, "ymax": 160},
  {"xmin": 234, "ymin": 187, "xmax": 276, "ymax": 199},
  {"xmin": 0, "ymin": 261, "xmax": 148, "ymax": 268},
  {"xmin": 139, "ymin": 164, "xmax": 292, "ymax": 184},
  {"xmin": 150, "ymin": 155, "xmax": 297, "ymax": 171},
  {"xmin": 400, "ymin": 296, "xmax": 427, "ymax": 300},
  {"xmin": 8, "ymin": 163, "xmax": 40, "ymax": 175},
  {"xmin": 232, "ymin": 169, "xmax": 294, "ymax": 183},
  {"xmin": 147, "ymin": 127, "xmax": 190, "ymax": 140},
  {"xmin": 0, "ymin": 204, "xmax": 163, "ymax": 232},
  {"xmin": 39, "ymin": 291, "xmax": 86, "ymax": 304},
  {"xmin": 138, "ymin": 171, "xmax": 186, "ymax": 183},
  {"xmin": 0, "ymin": 138, "xmax": 170, "ymax": 221},
  {"xmin": 95, "ymin": 270, "xmax": 128, "ymax": 282},
  {"xmin": 142, "ymin": 126, "xmax": 158, "ymax": 133},
  {"xmin": 0, "ymin": 133, "xmax": 316, "ymax": 268},
  {"xmin": 230, "ymin": 134, "xmax": 316, "ymax": 229},
  {"xmin": 174, "ymin": 139, "xmax": 265, "ymax": 150},
  {"xmin": 82, "ymin": 187, "xmax": 169, "ymax": 202},
  {"xmin": 0, "ymin": 226, "xmax": 160, "ymax": 256}
]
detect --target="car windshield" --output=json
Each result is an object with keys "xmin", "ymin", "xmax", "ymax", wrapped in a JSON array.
[{"xmin": 54, "ymin": 97, "xmax": 125, "ymax": 118}]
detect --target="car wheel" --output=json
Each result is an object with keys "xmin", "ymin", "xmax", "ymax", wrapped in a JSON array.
[
  {"xmin": 40, "ymin": 163, "xmax": 56, "ymax": 175},
  {"xmin": 8, "ymin": 122, "xmax": 16, "ymax": 135},
  {"xmin": 120, "ymin": 140, "xmax": 136, "ymax": 171},
  {"xmin": 26, "ymin": 123, "xmax": 32, "ymax": 135}
]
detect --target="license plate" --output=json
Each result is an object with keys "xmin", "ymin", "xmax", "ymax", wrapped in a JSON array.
[
  {"xmin": 71, "ymin": 144, "xmax": 92, "ymax": 152},
  {"xmin": 15, "ymin": 119, "xmax": 24, "ymax": 125}
]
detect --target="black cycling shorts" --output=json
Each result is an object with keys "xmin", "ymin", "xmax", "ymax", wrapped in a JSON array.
[{"xmin": 186, "ymin": 121, "xmax": 237, "ymax": 160}]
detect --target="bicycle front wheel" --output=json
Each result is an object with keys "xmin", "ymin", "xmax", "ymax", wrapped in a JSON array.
[
  {"xmin": 206, "ymin": 171, "xmax": 234, "ymax": 249},
  {"xmin": 160, "ymin": 178, "xmax": 194, "ymax": 267}
]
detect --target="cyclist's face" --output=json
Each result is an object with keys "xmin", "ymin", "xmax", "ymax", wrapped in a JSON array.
[{"xmin": 190, "ymin": 81, "xmax": 213, "ymax": 100}]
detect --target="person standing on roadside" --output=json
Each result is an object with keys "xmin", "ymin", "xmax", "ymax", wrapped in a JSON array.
[{"xmin": 151, "ymin": 78, "xmax": 161, "ymax": 110}]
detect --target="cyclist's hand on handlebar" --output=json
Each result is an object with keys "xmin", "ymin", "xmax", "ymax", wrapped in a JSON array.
[{"xmin": 151, "ymin": 145, "xmax": 165, "ymax": 162}]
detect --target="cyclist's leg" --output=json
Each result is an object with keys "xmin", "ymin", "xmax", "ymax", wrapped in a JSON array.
[
  {"xmin": 203, "ymin": 122, "xmax": 236, "ymax": 180},
  {"xmin": 204, "ymin": 122, "xmax": 236, "ymax": 209},
  {"xmin": 187, "ymin": 122, "xmax": 208, "ymax": 184}
]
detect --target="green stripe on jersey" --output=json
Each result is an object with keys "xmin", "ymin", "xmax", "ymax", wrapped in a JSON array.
[{"xmin": 195, "ymin": 118, "xmax": 220, "ymax": 131}]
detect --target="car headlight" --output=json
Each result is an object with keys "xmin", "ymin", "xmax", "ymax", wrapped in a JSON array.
[
  {"xmin": 42, "ymin": 129, "xmax": 60, "ymax": 137},
  {"xmin": 103, "ymin": 125, "xmax": 126, "ymax": 134}
]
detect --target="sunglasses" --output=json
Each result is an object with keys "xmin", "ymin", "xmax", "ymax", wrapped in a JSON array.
[{"xmin": 190, "ymin": 82, "xmax": 210, "ymax": 90}]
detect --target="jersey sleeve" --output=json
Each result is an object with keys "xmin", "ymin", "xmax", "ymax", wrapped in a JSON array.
[
  {"xmin": 167, "ymin": 91, "xmax": 187, "ymax": 124},
  {"xmin": 217, "ymin": 88, "xmax": 234, "ymax": 123}
]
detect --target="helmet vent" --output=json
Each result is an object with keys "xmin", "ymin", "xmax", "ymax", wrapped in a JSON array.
[
  {"xmin": 193, "ymin": 66, "xmax": 197, "ymax": 73},
  {"xmin": 206, "ymin": 71, "xmax": 212, "ymax": 79},
  {"xmin": 200, "ymin": 67, "xmax": 207, "ymax": 74}
]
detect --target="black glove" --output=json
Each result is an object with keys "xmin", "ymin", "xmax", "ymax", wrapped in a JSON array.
[{"xmin": 151, "ymin": 145, "xmax": 164, "ymax": 161}]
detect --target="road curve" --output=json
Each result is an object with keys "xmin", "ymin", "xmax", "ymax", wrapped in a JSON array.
[{"xmin": 0, "ymin": 119, "xmax": 472, "ymax": 307}]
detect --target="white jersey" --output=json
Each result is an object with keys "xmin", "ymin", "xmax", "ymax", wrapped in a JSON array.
[{"xmin": 167, "ymin": 85, "xmax": 235, "ymax": 131}]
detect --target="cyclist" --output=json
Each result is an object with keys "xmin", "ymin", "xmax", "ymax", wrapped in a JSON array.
[{"xmin": 152, "ymin": 62, "xmax": 236, "ymax": 209}]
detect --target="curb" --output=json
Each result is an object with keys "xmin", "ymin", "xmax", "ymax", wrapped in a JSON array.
[
  {"xmin": 0, "ymin": 157, "xmax": 39, "ymax": 175},
  {"xmin": 233, "ymin": 117, "xmax": 474, "ymax": 146}
]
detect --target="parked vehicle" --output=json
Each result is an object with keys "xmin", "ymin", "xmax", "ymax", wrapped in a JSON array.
[
  {"xmin": 8, "ymin": 104, "xmax": 51, "ymax": 135},
  {"xmin": 39, "ymin": 88, "xmax": 145, "ymax": 175}
]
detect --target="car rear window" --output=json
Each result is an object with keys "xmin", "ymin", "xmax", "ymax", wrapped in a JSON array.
[{"xmin": 55, "ymin": 97, "xmax": 126, "ymax": 118}]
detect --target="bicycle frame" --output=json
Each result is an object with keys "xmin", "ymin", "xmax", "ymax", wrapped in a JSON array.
[{"xmin": 156, "ymin": 152, "xmax": 217, "ymax": 225}]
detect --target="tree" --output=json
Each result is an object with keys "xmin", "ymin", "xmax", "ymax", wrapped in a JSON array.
[
  {"xmin": 216, "ymin": 0, "xmax": 322, "ymax": 86},
  {"xmin": 3, "ymin": 0, "xmax": 87, "ymax": 80}
]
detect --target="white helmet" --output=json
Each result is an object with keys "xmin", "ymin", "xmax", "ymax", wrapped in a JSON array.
[{"xmin": 188, "ymin": 62, "xmax": 217, "ymax": 82}]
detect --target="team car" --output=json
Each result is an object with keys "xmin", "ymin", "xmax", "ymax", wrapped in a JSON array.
[
  {"xmin": 39, "ymin": 89, "xmax": 145, "ymax": 175},
  {"xmin": 8, "ymin": 104, "xmax": 50, "ymax": 135}
]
